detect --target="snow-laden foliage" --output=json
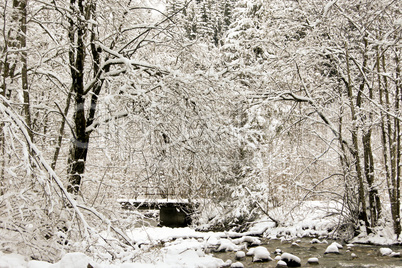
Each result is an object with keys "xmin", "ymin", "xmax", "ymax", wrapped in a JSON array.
[{"xmin": 1, "ymin": 0, "xmax": 402, "ymax": 264}]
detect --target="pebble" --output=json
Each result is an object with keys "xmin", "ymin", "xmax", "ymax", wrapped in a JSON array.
[
  {"xmin": 230, "ymin": 261, "xmax": 244, "ymax": 268},
  {"xmin": 291, "ymin": 242, "xmax": 300, "ymax": 247},
  {"xmin": 310, "ymin": 238, "xmax": 321, "ymax": 244},
  {"xmin": 277, "ymin": 260, "xmax": 288, "ymax": 267},
  {"xmin": 307, "ymin": 257, "xmax": 319, "ymax": 264}
]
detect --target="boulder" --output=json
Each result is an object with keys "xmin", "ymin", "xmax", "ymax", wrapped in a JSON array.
[
  {"xmin": 380, "ymin": 248, "xmax": 393, "ymax": 256},
  {"xmin": 325, "ymin": 243, "xmax": 340, "ymax": 254},
  {"xmin": 281, "ymin": 252, "xmax": 301, "ymax": 267},
  {"xmin": 235, "ymin": 251, "xmax": 245, "ymax": 260},
  {"xmin": 252, "ymin": 246, "xmax": 272, "ymax": 262}
]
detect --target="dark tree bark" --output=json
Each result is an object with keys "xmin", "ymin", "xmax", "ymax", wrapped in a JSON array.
[
  {"xmin": 17, "ymin": 0, "xmax": 32, "ymax": 141},
  {"xmin": 67, "ymin": 0, "xmax": 89, "ymax": 194},
  {"xmin": 358, "ymin": 37, "xmax": 380, "ymax": 228}
]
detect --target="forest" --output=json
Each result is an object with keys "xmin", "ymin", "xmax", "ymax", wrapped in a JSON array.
[{"xmin": 0, "ymin": 0, "xmax": 401, "ymax": 266}]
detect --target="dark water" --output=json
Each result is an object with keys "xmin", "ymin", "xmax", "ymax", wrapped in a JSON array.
[{"xmin": 213, "ymin": 238, "xmax": 402, "ymax": 267}]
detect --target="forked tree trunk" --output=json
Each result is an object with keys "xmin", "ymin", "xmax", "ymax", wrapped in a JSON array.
[{"xmin": 66, "ymin": 0, "xmax": 103, "ymax": 194}]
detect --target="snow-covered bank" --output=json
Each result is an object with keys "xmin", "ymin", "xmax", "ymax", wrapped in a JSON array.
[
  {"xmin": 1, "ymin": 201, "xmax": 401, "ymax": 268},
  {"xmin": 0, "ymin": 246, "xmax": 225, "ymax": 268}
]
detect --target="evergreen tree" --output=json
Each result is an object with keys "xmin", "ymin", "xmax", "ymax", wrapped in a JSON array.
[{"xmin": 166, "ymin": 0, "xmax": 237, "ymax": 45}]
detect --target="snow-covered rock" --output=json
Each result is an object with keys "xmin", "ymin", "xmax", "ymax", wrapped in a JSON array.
[
  {"xmin": 307, "ymin": 257, "xmax": 319, "ymax": 264},
  {"xmin": 216, "ymin": 239, "xmax": 239, "ymax": 252},
  {"xmin": 390, "ymin": 252, "xmax": 401, "ymax": 258},
  {"xmin": 332, "ymin": 242, "xmax": 343, "ymax": 249},
  {"xmin": 235, "ymin": 251, "xmax": 245, "ymax": 260},
  {"xmin": 246, "ymin": 248, "xmax": 255, "ymax": 256},
  {"xmin": 244, "ymin": 236, "xmax": 261, "ymax": 246},
  {"xmin": 351, "ymin": 253, "xmax": 357, "ymax": 259},
  {"xmin": 206, "ymin": 235, "xmax": 221, "ymax": 247},
  {"xmin": 310, "ymin": 238, "xmax": 321, "ymax": 244},
  {"xmin": 53, "ymin": 252, "xmax": 95, "ymax": 268},
  {"xmin": 277, "ymin": 260, "xmax": 288, "ymax": 267},
  {"xmin": 233, "ymin": 236, "xmax": 261, "ymax": 246},
  {"xmin": 380, "ymin": 247, "xmax": 393, "ymax": 256},
  {"xmin": 281, "ymin": 252, "xmax": 301, "ymax": 267},
  {"xmin": 291, "ymin": 242, "xmax": 299, "ymax": 247},
  {"xmin": 252, "ymin": 246, "xmax": 272, "ymax": 262},
  {"xmin": 223, "ymin": 259, "xmax": 233, "ymax": 266},
  {"xmin": 325, "ymin": 243, "xmax": 340, "ymax": 254},
  {"xmin": 230, "ymin": 261, "xmax": 244, "ymax": 268}
]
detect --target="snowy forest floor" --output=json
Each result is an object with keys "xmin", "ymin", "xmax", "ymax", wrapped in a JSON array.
[{"xmin": 0, "ymin": 201, "xmax": 400, "ymax": 268}]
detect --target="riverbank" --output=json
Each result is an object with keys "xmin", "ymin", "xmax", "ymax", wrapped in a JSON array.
[{"xmin": 0, "ymin": 201, "xmax": 401, "ymax": 267}]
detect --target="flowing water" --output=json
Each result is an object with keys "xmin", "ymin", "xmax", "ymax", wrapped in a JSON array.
[{"xmin": 213, "ymin": 238, "xmax": 402, "ymax": 268}]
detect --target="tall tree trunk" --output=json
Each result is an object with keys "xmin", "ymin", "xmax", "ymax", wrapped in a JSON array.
[
  {"xmin": 392, "ymin": 48, "xmax": 401, "ymax": 237},
  {"xmin": 379, "ymin": 48, "xmax": 401, "ymax": 237},
  {"xmin": 66, "ymin": 0, "xmax": 102, "ymax": 194},
  {"xmin": 337, "ymin": 91, "xmax": 360, "ymax": 225},
  {"xmin": 67, "ymin": 0, "xmax": 88, "ymax": 194},
  {"xmin": 17, "ymin": 0, "xmax": 33, "ymax": 141},
  {"xmin": 1, "ymin": 0, "xmax": 31, "ymax": 193},
  {"xmin": 345, "ymin": 42, "xmax": 370, "ymax": 232},
  {"xmin": 359, "ymin": 36, "xmax": 380, "ymax": 227}
]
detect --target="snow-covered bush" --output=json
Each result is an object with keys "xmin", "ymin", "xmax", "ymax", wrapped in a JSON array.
[{"xmin": 0, "ymin": 100, "xmax": 135, "ymax": 263}]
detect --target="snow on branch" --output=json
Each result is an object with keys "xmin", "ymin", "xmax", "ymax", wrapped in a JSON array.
[
  {"xmin": 0, "ymin": 95, "xmax": 92, "ymax": 238},
  {"xmin": 83, "ymin": 42, "xmax": 168, "ymax": 95},
  {"xmin": 0, "ymin": 95, "xmax": 134, "ymax": 248},
  {"xmin": 85, "ymin": 111, "xmax": 129, "ymax": 133}
]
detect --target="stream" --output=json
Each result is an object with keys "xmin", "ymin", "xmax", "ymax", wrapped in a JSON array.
[{"xmin": 213, "ymin": 238, "xmax": 402, "ymax": 267}]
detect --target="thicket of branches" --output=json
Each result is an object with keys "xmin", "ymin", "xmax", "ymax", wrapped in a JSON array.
[{"xmin": 0, "ymin": 0, "xmax": 401, "ymax": 262}]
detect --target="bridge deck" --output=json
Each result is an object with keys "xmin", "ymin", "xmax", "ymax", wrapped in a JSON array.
[{"xmin": 117, "ymin": 198, "xmax": 192, "ymax": 210}]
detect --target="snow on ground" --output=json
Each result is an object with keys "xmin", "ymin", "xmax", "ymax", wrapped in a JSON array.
[
  {"xmin": 351, "ymin": 223, "xmax": 400, "ymax": 245},
  {"xmin": 1, "ymin": 246, "xmax": 225, "ymax": 268},
  {"xmin": 1, "ymin": 201, "xmax": 401, "ymax": 267},
  {"xmin": 249, "ymin": 200, "xmax": 340, "ymax": 239}
]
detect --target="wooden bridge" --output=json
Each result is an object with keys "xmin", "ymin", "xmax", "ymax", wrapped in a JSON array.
[{"xmin": 118, "ymin": 187, "xmax": 195, "ymax": 227}]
